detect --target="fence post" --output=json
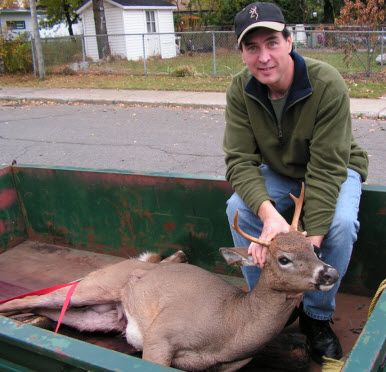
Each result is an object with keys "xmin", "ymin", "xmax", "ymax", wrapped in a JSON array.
[
  {"xmin": 382, "ymin": 28, "xmax": 385, "ymax": 69},
  {"xmin": 142, "ymin": 34, "xmax": 147, "ymax": 75},
  {"xmin": 294, "ymin": 28, "xmax": 298, "ymax": 52},
  {"xmin": 212, "ymin": 31, "xmax": 216, "ymax": 77},
  {"xmin": 81, "ymin": 34, "xmax": 86, "ymax": 73}
]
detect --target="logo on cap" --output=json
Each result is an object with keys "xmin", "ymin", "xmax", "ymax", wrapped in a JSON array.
[{"xmin": 249, "ymin": 6, "xmax": 258, "ymax": 20}]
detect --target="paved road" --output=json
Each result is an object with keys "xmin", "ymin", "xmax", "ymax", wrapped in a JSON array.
[{"xmin": 1, "ymin": 101, "xmax": 385, "ymax": 185}]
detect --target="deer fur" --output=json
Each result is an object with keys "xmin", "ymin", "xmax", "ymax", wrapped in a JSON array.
[{"xmin": 0, "ymin": 186, "xmax": 340, "ymax": 372}]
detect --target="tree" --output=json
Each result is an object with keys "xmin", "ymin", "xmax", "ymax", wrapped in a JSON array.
[
  {"xmin": 335, "ymin": 0, "xmax": 385, "ymax": 75},
  {"xmin": 183, "ymin": 0, "xmax": 221, "ymax": 28},
  {"xmin": 210, "ymin": 0, "xmax": 250, "ymax": 28},
  {"xmin": 296, "ymin": 0, "xmax": 323, "ymax": 23},
  {"xmin": 323, "ymin": 0, "xmax": 344, "ymax": 24},
  {"xmin": 92, "ymin": 0, "xmax": 110, "ymax": 59},
  {"xmin": 208, "ymin": 0, "xmax": 325, "ymax": 28},
  {"xmin": 39, "ymin": 0, "xmax": 82, "ymax": 37}
]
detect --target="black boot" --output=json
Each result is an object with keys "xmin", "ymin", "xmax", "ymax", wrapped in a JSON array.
[{"xmin": 298, "ymin": 304, "xmax": 342, "ymax": 364}]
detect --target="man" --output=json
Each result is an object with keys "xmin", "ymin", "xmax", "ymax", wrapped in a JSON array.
[{"xmin": 223, "ymin": 2, "xmax": 369, "ymax": 364}]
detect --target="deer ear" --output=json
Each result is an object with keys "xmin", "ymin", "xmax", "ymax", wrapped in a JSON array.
[{"xmin": 219, "ymin": 247, "xmax": 254, "ymax": 266}]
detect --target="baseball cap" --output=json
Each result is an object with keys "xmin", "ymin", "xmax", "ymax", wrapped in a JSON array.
[{"xmin": 235, "ymin": 2, "xmax": 286, "ymax": 46}]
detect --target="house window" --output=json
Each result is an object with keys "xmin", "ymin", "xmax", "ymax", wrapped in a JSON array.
[
  {"xmin": 6, "ymin": 20, "xmax": 26, "ymax": 30},
  {"xmin": 146, "ymin": 11, "xmax": 156, "ymax": 33}
]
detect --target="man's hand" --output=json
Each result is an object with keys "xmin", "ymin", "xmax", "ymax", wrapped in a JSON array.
[
  {"xmin": 307, "ymin": 235, "xmax": 324, "ymax": 248},
  {"xmin": 249, "ymin": 200, "xmax": 290, "ymax": 267}
]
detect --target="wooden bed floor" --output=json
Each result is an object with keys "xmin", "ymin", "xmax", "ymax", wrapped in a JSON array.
[{"xmin": 0, "ymin": 241, "xmax": 372, "ymax": 372}]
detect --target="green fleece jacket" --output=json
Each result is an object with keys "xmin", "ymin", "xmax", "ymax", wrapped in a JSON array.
[{"xmin": 223, "ymin": 51, "xmax": 369, "ymax": 236}]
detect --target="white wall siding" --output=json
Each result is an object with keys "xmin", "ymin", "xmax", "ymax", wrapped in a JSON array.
[
  {"xmin": 158, "ymin": 10, "xmax": 176, "ymax": 59},
  {"xmin": 0, "ymin": 13, "xmax": 33, "ymax": 35},
  {"xmin": 122, "ymin": 10, "xmax": 145, "ymax": 60},
  {"xmin": 158, "ymin": 10, "xmax": 174, "ymax": 33},
  {"xmin": 82, "ymin": 6, "xmax": 99, "ymax": 60}
]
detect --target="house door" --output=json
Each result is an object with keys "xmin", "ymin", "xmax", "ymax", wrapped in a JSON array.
[{"xmin": 145, "ymin": 11, "xmax": 160, "ymax": 57}]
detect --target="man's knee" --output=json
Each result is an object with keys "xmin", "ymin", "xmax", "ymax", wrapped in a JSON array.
[
  {"xmin": 328, "ymin": 211, "xmax": 360, "ymax": 243},
  {"xmin": 226, "ymin": 193, "xmax": 244, "ymax": 221}
]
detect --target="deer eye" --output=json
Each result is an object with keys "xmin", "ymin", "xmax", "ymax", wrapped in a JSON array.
[{"xmin": 278, "ymin": 257, "xmax": 291, "ymax": 265}]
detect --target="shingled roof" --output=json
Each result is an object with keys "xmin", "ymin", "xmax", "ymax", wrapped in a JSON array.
[
  {"xmin": 77, "ymin": 0, "xmax": 176, "ymax": 13},
  {"xmin": 108, "ymin": 0, "xmax": 173, "ymax": 6}
]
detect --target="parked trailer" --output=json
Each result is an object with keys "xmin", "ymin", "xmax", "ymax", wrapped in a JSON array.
[{"xmin": 0, "ymin": 165, "xmax": 385, "ymax": 371}]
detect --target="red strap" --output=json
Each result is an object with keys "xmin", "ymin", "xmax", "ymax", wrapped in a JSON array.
[
  {"xmin": 0, "ymin": 282, "xmax": 79, "ymax": 304},
  {"xmin": 55, "ymin": 281, "xmax": 79, "ymax": 333},
  {"xmin": 0, "ymin": 280, "xmax": 82, "ymax": 333}
]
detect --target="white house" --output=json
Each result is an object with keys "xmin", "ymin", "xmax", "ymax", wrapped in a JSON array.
[
  {"xmin": 0, "ymin": 8, "xmax": 83, "ymax": 38},
  {"xmin": 77, "ymin": 0, "xmax": 177, "ymax": 61}
]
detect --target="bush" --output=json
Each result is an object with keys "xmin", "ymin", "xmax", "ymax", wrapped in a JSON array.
[
  {"xmin": 0, "ymin": 31, "xmax": 33, "ymax": 73},
  {"xmin": 168, "ymin": 65, "xmax": 196, "ymax": 77}
]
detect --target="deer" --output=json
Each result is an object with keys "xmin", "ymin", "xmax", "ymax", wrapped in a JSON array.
[{"xmin": 0, "ymin": 184, "xmax": 339, "ymax": 372}]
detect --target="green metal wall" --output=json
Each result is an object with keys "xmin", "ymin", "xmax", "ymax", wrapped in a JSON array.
[
  {"xmin": 10, "ymin": 165, "xmax": 236, "ymax": 275},
  {"xmin": 1, "ymin": 164, "xmax": 385, "ymax": 371},
  {"xmin": 0, "ymin": 166, "xmax": 26, "ymax": 251}
]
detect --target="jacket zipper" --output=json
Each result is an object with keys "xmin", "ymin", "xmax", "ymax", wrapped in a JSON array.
[
  {"xmin": 277, "ymin": 92, "xmax": 312, "ymax": 146},
  {"xmin": 277, "ymin": 122, "xmax": 283, "ymax": 146},
  {"xmin": 245, "ymin": 91, "xmax": 312, "ymax": 146}
]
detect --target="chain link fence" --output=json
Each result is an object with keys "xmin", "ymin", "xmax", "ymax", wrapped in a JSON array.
[{"xmin": 30, "ymin": 27, "xmax": 385, "ymax": 78}]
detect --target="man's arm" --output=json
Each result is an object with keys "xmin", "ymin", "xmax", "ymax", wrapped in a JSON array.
[
  {"xmin": 223, "ymin": 77, "xmax": 275, "ymax": 215},
  {"xmin": 303, "ymin": 90, "xmax": 352, "ymax": 236}
]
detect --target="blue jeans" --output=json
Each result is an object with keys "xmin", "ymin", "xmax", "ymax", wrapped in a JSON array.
[{"xmin": 226, "ymin": 165, "xmax": 362, "ymax": 320}]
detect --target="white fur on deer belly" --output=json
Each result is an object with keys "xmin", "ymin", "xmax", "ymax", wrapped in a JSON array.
[{"xmin": 125, "ymin": 314, "xmax": 143, "ymax": 350}]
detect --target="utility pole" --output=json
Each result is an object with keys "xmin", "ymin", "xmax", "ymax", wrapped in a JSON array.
[{"xmin": 29, "ymin": 0, "xmax": 45, "ymax": 79}]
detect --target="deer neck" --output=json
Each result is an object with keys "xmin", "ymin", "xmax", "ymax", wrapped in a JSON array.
[
  {"xmin": 233, "ymin": 270, "xmax": 298, "ymax": 330},
  {"xmin": 250, "ymin": 272, "xmax": 296, "ymax": 305},
  {"xmin": 220, "ymin": 272, "xmax": 298, "ymax": 358}
]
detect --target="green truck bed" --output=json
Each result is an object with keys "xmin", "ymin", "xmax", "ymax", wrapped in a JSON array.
[{"xmin": 0, "ymin": 164, "xmax": 385, "ymax": 371}]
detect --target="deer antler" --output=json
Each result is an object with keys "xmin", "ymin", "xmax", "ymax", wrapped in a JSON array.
[
  {"xmin": 231, "ymin": 210, "xmax": 271, "ymax": 247},
  {"xmin": 289, "ymin": 183, "xmax": 305, "ymax": 232}
]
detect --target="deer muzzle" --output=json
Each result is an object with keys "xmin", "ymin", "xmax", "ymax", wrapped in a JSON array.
[{"xmin": 315, "ymin": 265, "xmax": 340, "ymax": 291}]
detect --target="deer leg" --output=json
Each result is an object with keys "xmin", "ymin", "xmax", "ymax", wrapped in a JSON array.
[
  {"xmin": 142, "ymin": 337, "xmax": 174, "ymax": 367},
  {"xmin": 0, "ymin": 289, "xmax": 72, "ymax": 313},
  {"xmin": 0, "ymin": 280, "xmax": 115, "ymax": 314},
  {"xmin": 141, "ymin": 323, "xmax": 174, "ymax": 367},
  {"xmin": 35, "ymin": 303, "xmax": 126, "ymax": 333}
]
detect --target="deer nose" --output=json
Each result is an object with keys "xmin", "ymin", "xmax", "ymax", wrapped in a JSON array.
[{"xmin": 318, "ymin": 265, "xmax": 340, "ymax": 286}]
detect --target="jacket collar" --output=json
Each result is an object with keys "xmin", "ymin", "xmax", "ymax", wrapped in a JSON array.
[{"xmin": 244, "ymin": 51, "xmax": 312, "ymax": 114}]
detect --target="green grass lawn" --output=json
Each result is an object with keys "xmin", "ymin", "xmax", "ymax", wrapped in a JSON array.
[{"xmin": 1, "ymin": 46, "xmax": 384, "ymax": 99}]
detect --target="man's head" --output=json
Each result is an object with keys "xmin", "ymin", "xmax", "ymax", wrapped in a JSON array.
[
  {"xmin": 235, "ymin": 2, "xmax": 286, "ymax": 47},
  {"xmin": 234, "ymin": 3, "xmax": 294, "ymax": 96}
]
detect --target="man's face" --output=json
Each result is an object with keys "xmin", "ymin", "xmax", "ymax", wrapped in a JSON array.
[{"xmin": 241, "ymin": 28, "xmax": 293, "ymax": 89}]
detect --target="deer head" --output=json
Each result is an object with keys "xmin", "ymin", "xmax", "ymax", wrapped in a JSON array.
[{"xmin": 220, "ymin": 184, "xmax": 339, "ymax": 293}]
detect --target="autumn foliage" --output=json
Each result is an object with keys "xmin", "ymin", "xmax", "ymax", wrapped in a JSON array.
[
  {"xmin": 0, "ymin": 31, "xmax": 33, "ymax": 73},
  {"xmin": 335, "ymin": 0, "xmax": 385, "ymax": 29},
  {"xmin": 334, "ymin": 0, "xmax": 385, "ymax": 76}
]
